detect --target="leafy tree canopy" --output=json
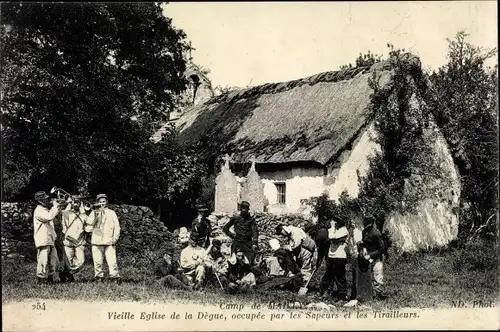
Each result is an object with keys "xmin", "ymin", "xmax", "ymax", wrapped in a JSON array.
[
  {"xmin": 1, "ymin": 3, "xmax": 194, "ymax": 206},
  {"xmin": 429, "ymin": 31, "xmax": 498, "ymax": 239}
]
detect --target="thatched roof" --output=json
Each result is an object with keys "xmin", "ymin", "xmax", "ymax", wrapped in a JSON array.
[{"xmin": 173, "ymin": 55, "xmax": 420, "ymax": 166}]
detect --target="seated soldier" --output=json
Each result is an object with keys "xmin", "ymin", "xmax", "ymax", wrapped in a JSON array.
[
  {"xmin": 204, "ymin": 239, "xmax": 229, "ymax": 288},
  {"xmin": 255, "ymin": 239, "xmax": 303, "ymax": 292},
  {"xmin": 180, "ymin": 234, "xmax": 208, "ymax": 290},
  {"xmin": 154, "ymin": 253, "xmax": 192, "ymax": 290},
  {"xmin": 226, "ymin": 251, "xmax": 256, "ymax": 294}
]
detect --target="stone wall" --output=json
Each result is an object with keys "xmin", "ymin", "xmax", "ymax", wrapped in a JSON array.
[
  {"xmin": 1, "ymin": 202, "xmax": 176, "ymax": 263},
  {"xmin": 208, "ymin": 212, "xmax": 312, "ymax": 258},
  {"xmin": 1, "ymin": 202, "xmax": 35, "ymax": 260}
]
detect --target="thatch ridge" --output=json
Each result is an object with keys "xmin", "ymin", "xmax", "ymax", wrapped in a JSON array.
[
  {"xmin": 206, "ymin": 66, "xmax": 372, "ymax": 105},
  {"xmin": 174, "ymin": 53, "xmax": 422, "ymax": 166}
]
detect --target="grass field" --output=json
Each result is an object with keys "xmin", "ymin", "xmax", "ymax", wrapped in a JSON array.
[{"xmin": 2, "ymin": 240, "xmax": 498, "ymax": 310}]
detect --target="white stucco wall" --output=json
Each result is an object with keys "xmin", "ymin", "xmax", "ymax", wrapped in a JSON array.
[
  {"xmin": 326, "ymin": 123, "xmax": 381, "ymax": 201},
  {"xmin": 260, "ymin": 167, "xmax": 325, "ymax": 214}
]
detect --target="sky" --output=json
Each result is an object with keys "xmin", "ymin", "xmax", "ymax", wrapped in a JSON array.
[{"xmin": 163, "ymin": 1, "xmax": 498, "ymax": 88}]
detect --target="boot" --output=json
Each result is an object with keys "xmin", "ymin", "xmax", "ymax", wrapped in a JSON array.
[
  {"xmin": 60, "ymin": 272, "xmax": 72, "ymax": 283},
  {"xmin": 94, "ymin": 276, "xmax": 105, "ymax": 283},
  {"xmin": 109, "ymin": 277, "xmax": 122, "ymax": 284},
  {"xmin": 37, "ymin": 277, "xmax": 48, "ymax": 285},
  {"xmin": 374, "ymin": 292, "xmax": 388, "ymax": 300}
]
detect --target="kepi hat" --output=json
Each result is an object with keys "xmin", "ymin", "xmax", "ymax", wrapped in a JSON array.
[
  {"xmin": 34, "ymin": 191, "xmax": 49, "ymax": 201},
  {"xmin": 196, "ymin": 203, "xmax": 209, "ymax": 212},
  {"xmin": 96, "ymin": 193, "xmax": 108, "ymax": 201}
]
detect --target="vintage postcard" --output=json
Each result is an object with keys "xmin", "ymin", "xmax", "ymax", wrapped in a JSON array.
[{"xmin": 1, "ymin": 1, "xmax": 498, "ymax": 331}]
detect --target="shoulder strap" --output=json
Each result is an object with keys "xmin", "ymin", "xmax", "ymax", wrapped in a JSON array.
[{"xmin": 64, "ymin": 213, "xmax": 85, "ymax": 237}]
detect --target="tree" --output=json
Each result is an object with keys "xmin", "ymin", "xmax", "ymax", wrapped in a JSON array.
[
  {"xmin": 429, "ymin": 31, "xmax": 498, "ymax": 239},
  {"xmin": 1, "ymin": 3, "xmax": 190, "ymax": 201}
]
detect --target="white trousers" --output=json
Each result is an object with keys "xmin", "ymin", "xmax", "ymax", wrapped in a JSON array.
[
  {"xmin": 64, "ymin": 245, "xmax": 85, "ymax": 274},
  {"xmin": 184, "ymin": 264, "xmax": 206, "ymax": 285},
  {"xmin": 92, "ymin": 245, "xmax": 120, "ymax": 278},
  {"xmin": 371, "ymin": 259, "xmax": 384, "ymax": 294},
  {"xmin": 36, "ymin": 245, "xmax": 59, "ymax": 279}
]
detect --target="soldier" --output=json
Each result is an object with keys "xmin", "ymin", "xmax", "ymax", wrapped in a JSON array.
[
  {"xmin": 86, "ymin": 194, "xmax": 121, "ymax": 282},
  {"xmin": 33, "ymin": 191, "xmax": 61, "ymax": 284},
  {"xmin": 154, "ymin": 253, "xmax": 192, "ymax": 290},
  {"xmin": 180, "ymin": 233, "xmax": 208, "ymax": 290},
  {"xmin": 60, "ymin": 200, "xmax": 88, "ymax": 282},
  {"xmin": 320, "ymin": 217, "xmax": 349, "ymax": 302},
  {"xmin": 226, "ymin": 251, "xmax": 257, "ymax": 294},
  {"xmin": 275, "ymin": 224, "xmax": 317, "ymax": 283},
  {"xmin": 191, "ymin": 203, "xmax": 212, "ymax": 249},
  {"xmin": 223, "ymin": 201, "xmax": 259, "ymax": 264},
  {"xmin": 359, "ymin": 215, "xmax": 388, "ymax": 300}
]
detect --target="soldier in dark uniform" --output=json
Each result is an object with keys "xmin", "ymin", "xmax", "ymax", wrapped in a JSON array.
[
  {"xmin": 223, "ymin": 201, "xmax": 259, "ymax": 264},
  {"xmin": 191, "ymin": 203, "xmax": 212, "ymax": 249},
  {"xmin": 154, "ymin": 253, "xmax": 192, "ymax": 290}
]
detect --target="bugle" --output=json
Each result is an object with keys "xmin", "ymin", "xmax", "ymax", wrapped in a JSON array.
[{"xmin": 50, "ymin": 186, "xmax": 92, "ymax": 209}]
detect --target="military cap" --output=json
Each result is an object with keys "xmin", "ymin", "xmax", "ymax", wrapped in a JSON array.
[{"xmin": 34, "ymin": 191, "xmax": 49, "ymax": 201}]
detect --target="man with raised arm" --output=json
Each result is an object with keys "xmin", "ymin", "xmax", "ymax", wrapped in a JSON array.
[{"xmin": 33, "ymin": 191, "xmax": 61, "ymax": 284}]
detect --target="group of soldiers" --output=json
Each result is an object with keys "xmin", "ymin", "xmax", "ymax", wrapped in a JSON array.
[
  {"xmin": 32, "ymin": 190, "xmax": 121, "ymax": 284},
  {"xmin": 155, "ymin": 201, "xmax": 388, "ymax": 305},
  {"xmin": 32, "ymin": 189, "xmax": 387, "ymax": 304},
  {"xmin": 155, "ymin": 201, "xmax": 261, "ymax": 293}
]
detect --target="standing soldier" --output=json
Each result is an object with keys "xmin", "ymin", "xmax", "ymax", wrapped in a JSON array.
[
  {"xmin": 59, "ymin": 200, "xmax": 88, "ymax": 282},
  {"xmin": 344, "ymin": 210, "xmax": 364, "ymax": 307},
  {"xmin": 86, "ymin": 194, "xmax": 121, "ymax": 282},
  {"xmin": 33, "ymin": 191, "xmax": 61, "ymax": 284},
  {"xmin": 320, "ymin": 217, "xmax": 349, "ymax": 302},
  {"xmin": 191, "ymin": 203, "xmax": 212, "ymax": 249},
  {"xmin": 223, "ymin": 201, "xmax": 259, "ymax": 264},
  {"xmin": 360, "ymin": 215, "xmax": 388, "ymax": 300}
]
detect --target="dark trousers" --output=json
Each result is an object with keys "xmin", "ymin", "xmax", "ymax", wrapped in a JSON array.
[
  {"xmin": 316, "ymin": 241, "xmax": 329, "ymax": 269},
  {"xmin": 159, "ymin": 275, "xmax": 192, "ymax": 290},
  {"xmin": 321, "ymin": 258, "xmax": 347, "ymax": 299},
  {"xmin": 350, "ymin": 258, "xmax": 358, "ymax": 300}
]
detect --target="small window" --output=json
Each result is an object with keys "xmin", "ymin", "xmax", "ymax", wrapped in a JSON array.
[{"xmin": 275, "ymin": 182, "xmax": 286, "ymax": 204}]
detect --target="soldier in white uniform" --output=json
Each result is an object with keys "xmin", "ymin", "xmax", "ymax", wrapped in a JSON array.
[
  {"xmin": 60, "ymin": 200, "xmax": 88, "ymax": 282},
  {"xmin": 33, "ymin": 191, "xmax": 61, "ymax": 284},
  {"xmin": 86, "ymin": 194, "xmax": 121, "ymax": 282}
]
